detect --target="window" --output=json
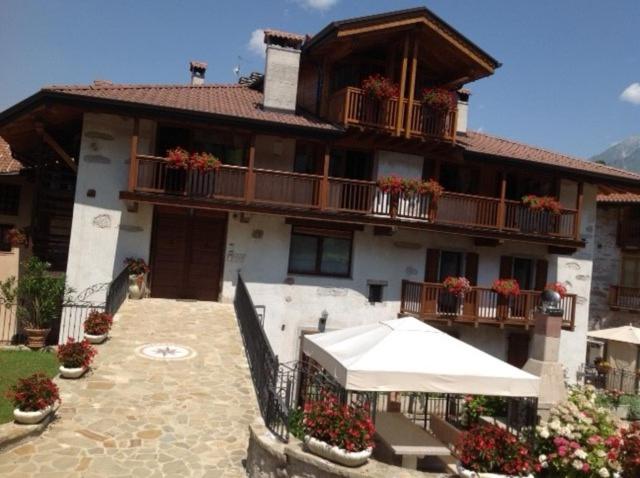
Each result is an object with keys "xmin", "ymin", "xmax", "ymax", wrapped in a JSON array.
[
  {"xmin": 438, "ymin": 251, "xmax": 464, "ymax": 281},
  {"xmin": 367, "ymin": 282, "xmax": 386, "ymax": 304},
  {"xmin": 0, "ymin": 224, "xmax": 14, "ymax": 252},
  {"xmin": 0, "ymin": 184, "xmax": 20, "ymax": 216},
  {"xmin": 512, "ymin": 258, "xmax": 534, "ymax": 291},
  {"xmin": 621, "ymin": 255, "xmax": 640, "ymax": 288},
  {"xmin": 288, "ymin": 226, "xmax": 353, "ymax": 277}
]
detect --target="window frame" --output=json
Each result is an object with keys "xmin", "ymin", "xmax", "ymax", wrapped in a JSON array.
[
  {"xmin": 620, "ymin": 254, "xmax": 640, "ymax": 288},
  {"xmin": 287, "ymin": 226, "xmax": 354, "ymax": 278}
]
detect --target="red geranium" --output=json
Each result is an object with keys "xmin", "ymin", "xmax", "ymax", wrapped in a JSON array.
[
  {"xmin": 303, "ymin": 393, "xmax": 375, "ymax": 452},
  {"xmin": 57, "ymin": 338, "xmax": 97, "ymax": 368},
  {"xmin": 456, "ymin": 424, "xmax": 539, "ymax": 476},
  {"xmin": 421, "ymin": 87, "xmax": 457, "ymax": 110},
  {"xmin": 124, "ymin": 257, "xmax": 149, "ymax": 276},
  {"xmin": 167, "ymin": 147, "xmax": 190, "ymax": 169},
  {"xmin": 83, "ymin": 310, "xmax": 113, "ymax": 335},
  {"xmin": 521, "ymin": 195, "xmax": 562, "ymax": 215},
  {"xmin": 442, "ymin": 276, "xmax": 472, "ymax": 298},
  {"xmin": 377, "ymin": 175, "xmax": 404, "ymax": 196},
  {"xmin": 5, "ymin": 372, "xmax": 60, "ymax": 412},
  {"xmin": 492, "ymin": 279, "xmax": 521, "ymax": 297},
  {"xmin": 361, "ymin": 74, "xmax": 399, "ymax": 101},
  {"xmin": 545, "ymin": 282, "xmax": 567, "ymax": 298},
  {"xmin": 621, "ymin": 422, "xmax": 640, "ymax": 476}
]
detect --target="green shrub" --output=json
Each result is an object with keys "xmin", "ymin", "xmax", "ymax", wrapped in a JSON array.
[
  {"xmin": 620, "ymin": 394, "xmax": 640, "ymax": 420},
  {"xmin": 288, "ymin": 407, "xmax": 305, "ymax": 440}
]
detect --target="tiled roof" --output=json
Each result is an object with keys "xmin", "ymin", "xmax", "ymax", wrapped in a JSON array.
[
  {"xmin": 0, "ymin": 137, "xmax": 21, "ymax": 174},
  {"xmin": 43, "ymin": 83, "xmax": 340, "ymax": 132},
  {"xmin": 597, "ymin": 192, "xmax": 640, "ymax": 204},
  {"xmin": 263, "ymin": 29, "xmax": 306, "ymax": 44},
  {"xmin": 458, "ymin": 131, "xmax": 640, "ymax": 183}
]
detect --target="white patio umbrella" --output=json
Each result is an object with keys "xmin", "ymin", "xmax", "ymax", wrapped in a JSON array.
[
  {"xmin": 302, "ymin": 317, "xmax": 539, "ymax": 397},
  {"xmin": 587, "ymin": 325, "xmax": 640, "ymax": 345}
]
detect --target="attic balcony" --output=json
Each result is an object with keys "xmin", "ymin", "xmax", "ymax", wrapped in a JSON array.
[
  {"xmin": 328, "ymin": 86, "xmax": 457, "ymax": 142},
  {"xmin": 123, "ymin": 152, "xmax": 583, "ymax": 247},
  {"xmin": 400, "ymin": 280, "xmax": 577, "ymax": 330}
]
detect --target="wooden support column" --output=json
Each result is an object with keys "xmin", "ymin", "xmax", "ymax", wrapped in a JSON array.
[
  {"xmin": 35, "ymin": 122, "xmax": 78, "ymax": 173},
  {"xmin": 574, "ymin": 182, "xmax": 584, "ymax": 240},
  {"xmin": 404, "ymin": 36, "xmax": 419, "ymax": 139},
  {"xmin": 319, "ymin": 144, "xmax": 331, "ymax": 209},
  {"xmin": 127, "ymin": 118, "xmax": 139, "ymax": 191},
  {"xmin": 395, "ymin": 36, "xmax": 410, "ymax": 137},
  {"xmin": 245, "ymin": 135, "xmax": 256, "ymax": 204},
  {"xmin": 497, "ymin": 172, "xmax": 507, "ymax": 230}
]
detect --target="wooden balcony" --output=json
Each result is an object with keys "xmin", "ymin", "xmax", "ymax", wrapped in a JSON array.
[
  {"xmin": 328, "ymin": 87, "xmax": 457, "ymax": 142},
  {"xmin": 609, "ymin": 285, "xmax": 640, "ymax": 311},
  {"xmin": 128, "ymin": 154, "xmax": 581, "ymax": 244},
  {"xmin": 400, "ymin": 280, "xmax": 577, "ymax": 330}
]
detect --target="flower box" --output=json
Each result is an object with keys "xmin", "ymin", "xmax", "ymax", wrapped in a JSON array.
[
  {"xmin": 83, "ymin": 310, "xmax": 113, "ymax": 343},
  {"xmin": 59, "ymin": 365, "xmax": 88, "ymax": 379},
  {"xmin": 456, "ymin": 464, "xmax": 534, "ymax": 478},
  {"xmin": 7, "ymin": 373, "xmax": 60, "ymax": 425},
  {"xmin": 84, "ymin": 332, "xmax": 108, "ymax": 344},
  {"xmin": 304, "ymin": 435, "xmax": 372, "ymax": 467},
  {"xmin": 361, "ymin": 74, "xmax": 399, "ymax": 101},
  {"xmin": 421, "ymin": 87, "xmax": 457, "ymax": 111},
  {"xmin": 57, "ymin": 338, "xmax": 97, "ymax": 379}
]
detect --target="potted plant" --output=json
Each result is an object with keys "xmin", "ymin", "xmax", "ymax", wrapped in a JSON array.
[
  {"xmin": 302, "ymin": 393, "xmax": 375, "ymax": 467},
  {"xmin": 377, "ymin": 175, "xmax": 404, "ymax": 217},
  {"xmin": 361, "ymin": 74, "xmax": 398, "ymax": 101},
  {"xmin": 166, "ymin": 147, "xmax": 190, "ymax": 169},
  {"xmin": 443, "ymin": 276, "xmax": 472, "ymax": 298},
  {"xmin": 456, "ymin": 424, "xmax": 538, "ymax": 477},
  {"xmin": 6, "ymin": 372, "xmax": 60, "ymax": 424},
  {"xmin": 125, "ymin": 257, "xmax": 149, "ymax": 300},
  {"xmin": 5, "ymin": 227, "xmax": 28, "ymax": 248},
  {"xmin": 594, "ymin": 357, "xmax": 611, "ymax": 375},
  {"xmin": 190, "ymin": 152, "xmax": 221, "ymax": 171},
  {"xmin": 57, "ymin": 337, "xmax": 97, "ymax": 379},
  {"xmin": 545, "ymin": 282, "xmax": 567, "ymax": 298},
  {"xmin": 521, "ymin": 195, "xmax": 562, "ymax": 215},
  {"xmin": 492, "ymin": 279, "xmax": 520, "ymax": 298},
  {"xmin": 421, "ymin": 87, "xmax": 457, "ymax": 111},
  {"xmin": 83, "ymin": 310, "xmax": 113, "ymax": 344},
  {"xmin": 0, "ymin": 257, "xmax": 70, "ymax": 349}
]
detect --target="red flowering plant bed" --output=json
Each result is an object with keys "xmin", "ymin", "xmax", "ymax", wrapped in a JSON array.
[
  {"xmin": 456, "ymin": 424, "xmax": 539, "ymax": 477},
  {"xmin": 166, "ymin": 147, "xmax": 190, "ymax": 169},
  {"xmin": 83, "ymin": 310, "xmax": 113, "ymax": 336},
  {"xmin": 521, "ymin": 195, "xmax": 563, "ymax": 215},
  {"xmin": 6, "ymin": 372, "xmax": 60, "ymax": 412},
  {"xmin": 302, "ymin": 393, "xmax": 375, "ymax": 453},
  {"xmin": 421, "ymin": 87, "xmax": 457, "ymax": 111},
  {"xmin": 545, "ymin": 282, "xmax": 568, "ymax": 298},
  {"xmin": 377, "ymin": 175, "xmax": 404, "ymax": 196},
  {"xmin": 166, "ymin": 148, "xmax": 221, "ymax": 171},
  {"xmin": 361, "ymin": 74, "xmax": 399, "ymax": 101},
  {"xmin": 57, "ymin": 338, "xmax": 97, "ymax": 369},
  {"xmin": 377, "ymin": 176, "xmax": 444, "ymax": 199},
  {"xmin": 442, "ymin": 276, "xmax": 472, "ymax": 298},
  {"xmin": 492, "ymin": 279, "xmax": 521, "ymax": 298},
  {"xmin": 621, "ymin": 422, "xmax": 640, "ymax": 477}
]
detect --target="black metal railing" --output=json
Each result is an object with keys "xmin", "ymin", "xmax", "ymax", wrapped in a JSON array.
[
  {"xmin": 106, "ymin": 265, "xmax": 130, "ymax": 315},
  {"xmin": 0, "ymin": 300, "xmax": 18, "ymax": 345},
  {"xmin": 581, "ymin": 364, "xmax": 638, "ymax": 394}
]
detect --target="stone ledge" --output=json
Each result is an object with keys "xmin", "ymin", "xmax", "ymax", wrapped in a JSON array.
[
  {"xmin": 0, "ymin": 404, "xmax": 59, "ymax": 452},
  {"xmin": 246, "ymin": 421, "xmax": 452, "ymax": 478}
]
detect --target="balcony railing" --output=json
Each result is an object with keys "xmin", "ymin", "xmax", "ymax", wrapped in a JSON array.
[
  {"xmin": 609, "ymin": 285, "xmax": 640, "ymax": 311},
  {"xmin": 132, "ymin": 155, "xmax": 579, "ymax": 241},
  {"xmin": 328, "ymin": 86, "xmax": 457, "ymax": 142},
  {"xmin": 400, "ymin": 280, "xmax": 576, "ymax": 330}
]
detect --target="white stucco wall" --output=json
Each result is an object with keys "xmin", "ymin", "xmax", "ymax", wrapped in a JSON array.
[
  {"xmin": 64, "ymin": 113, "xmax": 155, "ymax": 304},
  {"xmin": 263, "ymin": 45, "xmax": 300, "ymax": 112}
]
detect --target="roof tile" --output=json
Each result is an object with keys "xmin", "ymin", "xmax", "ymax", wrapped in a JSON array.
[
  {"xmin": 0, "ymin": 137, "xmax": 21, "ymax": 174},
  {"xmin": 597, "ymin": 192, "xmax": 640, "ymax": 204}
]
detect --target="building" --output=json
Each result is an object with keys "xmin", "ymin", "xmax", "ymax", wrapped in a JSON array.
[{"xmin": 1, "ymin": 7, "xmax": 639, "ymax": 381}]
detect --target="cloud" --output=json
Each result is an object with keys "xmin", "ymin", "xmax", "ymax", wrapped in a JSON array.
[
  {"xmin": 620, "ymin": 82, "xmax": 640, "ymax": 105},
  {"xmin": 247, "ymin": 29, "xmax": 265, "ymax": 58},
  {"xmin": 297, "ymin": 0, "xmax": 338, "ymax": 11}
]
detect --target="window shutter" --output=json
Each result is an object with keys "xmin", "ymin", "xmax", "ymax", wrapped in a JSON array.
[
  {"xmin": 465, "ymin": 252, "xmax": 479, "ymax": 286},
  {"xmin": 499, "ymin": 256, "xmax": 513, "ymax": 279},
  {"xmin": 534, "ymin": 259, "xmax": 549, "ymax": 291},
  {"xmin": 425, "ymin": 249, "xmax": 440, "ymax": 282}
]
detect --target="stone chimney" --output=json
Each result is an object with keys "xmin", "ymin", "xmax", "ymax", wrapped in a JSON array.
[
  {"xmin": 189, "ymin": 61, "xmax": 207, "ymax": 86},
  {"xmin": 262, "ymin": 30, "xmax": 304, "ymax": 112},
  {"xmin": 456, "ymin": 89, "xmax": 470, "ymax": 133}
]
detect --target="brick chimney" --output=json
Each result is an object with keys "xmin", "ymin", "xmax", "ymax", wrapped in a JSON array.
[
  {"xmin": 189, "ymin": 61, "xmax": 207, "ymax": 86},
  {"xmin": 262, "ymin": 30, "xmax": 304, "ymax": 112},
  {"xmin": 456, "ymin": 89, "xmax": 470, "ymax": 133}
]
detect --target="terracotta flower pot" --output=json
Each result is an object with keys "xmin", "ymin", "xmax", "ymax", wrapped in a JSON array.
[
  {"xmin": 24, "ymin": 328, "xmax": 51, "ymax": 349},
  {"xmin": 13, "ymin": 405, "xmax": 54, "ymax": 425}
]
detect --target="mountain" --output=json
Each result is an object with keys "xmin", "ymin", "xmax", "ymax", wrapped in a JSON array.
[{"xmin": 590, "ymin": 135, "xmax": 640, "ymax": 172}]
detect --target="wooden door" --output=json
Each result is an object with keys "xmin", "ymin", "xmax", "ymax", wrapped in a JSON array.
[{"xmin": 150, "ymin": 207, "xmax": 227, "ymax": 301}]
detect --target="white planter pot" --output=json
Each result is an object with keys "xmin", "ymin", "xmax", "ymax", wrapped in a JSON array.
[
  {"xmin": 13, "ymin": 405, "xmax": 54, "ymax": 425},
  {"xmin": 616, "ymin": 404, "xmax": 630, "ymax": 419},
  {"xmin": 84, "ymin": 332, "xmax": 108, "ymax": 344},
  {"xmin": 59, "ymin": 365, "xmax": 88, "ymax": 379},
  {"xmin": 304, "ymin": 435, "xmax": 371, "ymax": 467},
  {"xmin": 128, "ymin": 274, "xmax": 148, "ymax": 299},
  {"xmin": 456, "ymin": 464, "xmax": 534, "ymax": 478}
]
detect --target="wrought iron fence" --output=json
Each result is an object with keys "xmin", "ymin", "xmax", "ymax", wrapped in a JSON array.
[
  {"xmin": 0, "ymin": 301, "xmax": 18, "ymax": 345},
  {"xmin": 581, "ymin": 363, "xmax": 638, "ymax": 394},
  {"xmin": 106, "ymin": 265, "xmax": 130, "ymax": 315}
]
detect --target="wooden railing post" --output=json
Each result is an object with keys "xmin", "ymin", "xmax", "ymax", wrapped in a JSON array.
[
  {"xmin": 574, "ymin": 182, "xmax": 584, "ymax": 240},
  {"xmin": 497, "ymin": 172, "xmax": 507, "ymax": 230},
  {"xmin": 400, "ymin": 280, "xmax": 407, "ymax": 313},
  {"xmin": 404, "ymin": 36, "xmax": 419, "ymax": 139},
  {"xmin": 127, "ymin": 118, "xmax": 139, "ymax": 192},
  {"xmin": 245, "ymin": 135, "xmax": 256, "ymax": 204},
  {"xmin": 319, "ymin": 144, "xmax": 330, "ymax": 210},
  {"xmin": 395, "ymin": 35, "xmax": 410, "ymax": 136}
]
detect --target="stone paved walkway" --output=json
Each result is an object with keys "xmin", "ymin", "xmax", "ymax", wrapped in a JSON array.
[{"xmin": 0, "ymin": 299, "xmax": 259, "ymax": 477}]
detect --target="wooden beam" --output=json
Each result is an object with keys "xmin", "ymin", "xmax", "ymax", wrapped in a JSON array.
[
  {"xmin": 574, "ymin": 182, "xmax": 584, "ymax": 240},
  {"xmin": 127, "ymin": 118, "xmax": 139, "ymax": 191},
  {"xmin": 245, "ymin": 134, "xmax": 256, "ymax": 203},
  {"xmin": 395, "ymin": 35, "xmax": 410, "ymax": 136},
  {"xmin": 497, "ymin": 172, "xmax": 507, "ymax": 230},
  {"xmin": 35, "ymin": 123, "xmax": 77, "ymax": 173},
  {"xmin": 404, "ymin": 36, "xmax": 419, "ymax": 139},
  {"xmin": 320, "ymin": 144, "xmax": 331, "ymax": 209}
]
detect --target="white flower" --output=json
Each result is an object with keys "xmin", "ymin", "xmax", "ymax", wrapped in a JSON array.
[
  {"xmin": 596, "ymin": 449, "xmax": 607, "ymax": 457},
  {"xmin": 573, "ymin": 448, "xmax": 587, "ymax": 459},
  {"xmin": 539, "ymin": 427, "xmax": 550, "ymax": 439},
  {"xmin": 572, "ymin": 459, "xmax": 584, "ymax": 470},
  {"xmin": 538, "ymin": 454, "xmax": 547, "ymax": 463},
  {"xmin": 598, "ymin": 467, "xmax": 610, "ymax": 478}
]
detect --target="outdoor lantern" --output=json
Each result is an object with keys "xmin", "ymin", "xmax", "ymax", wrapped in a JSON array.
[
  {"xmin": 318, "ymin": 310, "xmax": 329, "ymax": 332},
  {"xmin": 540, "ymin": 289, "xmax": 563, "ymax": 317}
]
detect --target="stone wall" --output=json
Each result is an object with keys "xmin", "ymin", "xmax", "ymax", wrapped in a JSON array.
[{"xmin": 589, "ymin": 205, "xmax": 640, "ymax": 329}]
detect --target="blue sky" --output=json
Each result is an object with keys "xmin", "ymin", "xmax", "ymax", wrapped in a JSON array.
[{"xmin": 1, "ymin": 0, "xmax": 639, "ymax": 158}]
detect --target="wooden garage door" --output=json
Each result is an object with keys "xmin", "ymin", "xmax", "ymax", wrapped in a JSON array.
[{"xmin": 150, "ymin": 207, "xmax": 227, "ymax": 301}]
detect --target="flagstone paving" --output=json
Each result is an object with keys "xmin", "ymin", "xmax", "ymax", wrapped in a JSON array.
[{"xmin": 0, "ymin": 299, "xmax": 259, "ymax": 477}]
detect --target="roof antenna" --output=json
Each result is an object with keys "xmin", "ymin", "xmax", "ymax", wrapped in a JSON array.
[{"xmin": 233, "ymin": 65, "xmax": 241, "ymax": 78}]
